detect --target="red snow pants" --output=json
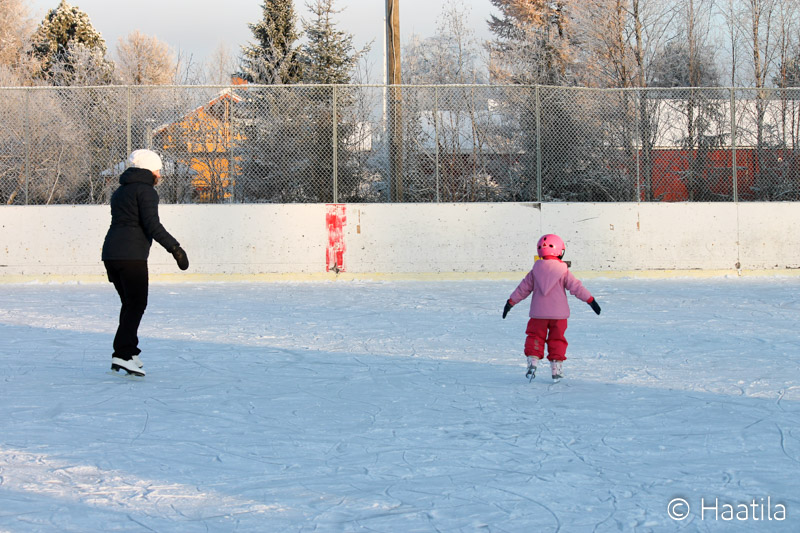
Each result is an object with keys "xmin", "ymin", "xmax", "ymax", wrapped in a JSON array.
[{"xmin": 524, "ymin": 318, "xmax": 568, "ymax": 361}]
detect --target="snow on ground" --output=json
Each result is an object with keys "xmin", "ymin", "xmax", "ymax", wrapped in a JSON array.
[{"xmin": 0, "ymin": 277, "xmax": 799, "ymax": 532}]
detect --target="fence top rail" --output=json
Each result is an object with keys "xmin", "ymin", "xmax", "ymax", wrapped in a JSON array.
[{"xmin": 0, "ymin": 83, "xmax": 784, "ymax": 92}]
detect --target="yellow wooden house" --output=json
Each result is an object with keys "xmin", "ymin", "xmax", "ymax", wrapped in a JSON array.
[{"xmin": 153, "ymin": 87, "xmax": 244, "ymax": 202}]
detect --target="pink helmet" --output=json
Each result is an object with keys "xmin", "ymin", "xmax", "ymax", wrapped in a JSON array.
[{"xmin": 537, "ymin": 234, "xmax": 565, "ymax": 259}]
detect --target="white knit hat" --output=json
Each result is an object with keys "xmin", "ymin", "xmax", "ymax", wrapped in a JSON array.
[{"xmin": 128, "ymin": 149, "xmax": 163, "ymax": 173}]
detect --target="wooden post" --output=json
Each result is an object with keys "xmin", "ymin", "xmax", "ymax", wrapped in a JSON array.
[{"xmin": 386, "ymin": 0, "xmax": 403, "ymax": 201}]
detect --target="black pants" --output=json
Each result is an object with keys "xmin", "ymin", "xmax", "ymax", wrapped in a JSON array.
[{"xmin": 104, "ymin": 260, "xmax": 148, "ymax": 359}]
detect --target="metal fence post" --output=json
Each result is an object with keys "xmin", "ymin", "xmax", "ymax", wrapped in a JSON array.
[
  {"xmin": 126, "ymin": 86, "xmax": 132, "ymax": 157},
  {"xmin": 229, "ymin": 84, "xmax": 236, "ymax": 203},
  {"xmin": 635, "ymin": 88, "xmax": 641, "ymax": 201},
  {"xmin": 730, "ymin": 87, "xmax": 738, "ymax": 203},
  {"xmin": 535, "ymin": 85, "xmax": 542, "ymax": 202},
  {"xmin": 24, "ymin": 90, "xmax": 31, "ymax": 205},
  {"xmin": 332, "ymin": 85, "xmax": 338, "ymax": 203},
  {"xmin": 434, "ymin": 86, "xmax": 440, "ymax": 203}
]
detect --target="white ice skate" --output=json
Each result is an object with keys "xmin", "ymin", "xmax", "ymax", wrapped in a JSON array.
[
  {"xmin": 111, "ymin": 357, "xmax": 145, "ymax": 377},
  {"xmin": 526, "ymin": 356, "xmax": 538, "ymax": 381},
  {"xmin": 131, "ymin": 355, "xmax": 143, "ymax": 368},
  {"xmin": 550, "ymin": 360, "xmax": 563, "ymax": 382}
]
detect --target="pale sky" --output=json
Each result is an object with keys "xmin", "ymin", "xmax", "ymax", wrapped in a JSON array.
[{"xmin": 26, "ymin": 0, "xmax": 496, "ymax": 82}]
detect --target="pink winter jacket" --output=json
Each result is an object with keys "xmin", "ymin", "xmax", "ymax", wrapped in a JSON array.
[{"xmin": 509, "ymin": 257, "xmax": 593, "ymax": 319}]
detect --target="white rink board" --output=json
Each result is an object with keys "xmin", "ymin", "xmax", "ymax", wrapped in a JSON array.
[{"xmin": 1, "ymin": 202, "xmax": 799, "ymax": 279}]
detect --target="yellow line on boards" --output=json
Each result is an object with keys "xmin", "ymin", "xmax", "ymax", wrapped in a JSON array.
[{"xmin": 2, "ymin": 269, "xmax": 800, "ymax": 284}]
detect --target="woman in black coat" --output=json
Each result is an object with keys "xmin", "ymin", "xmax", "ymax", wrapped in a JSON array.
[{"xmin": 102, "ymin": 149, "xmax": 189, "ymax": 376}]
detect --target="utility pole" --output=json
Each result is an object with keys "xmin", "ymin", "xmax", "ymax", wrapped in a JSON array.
[{"xmin": 386, "ymin": 0, "xmax": 403, "ymax": 202}]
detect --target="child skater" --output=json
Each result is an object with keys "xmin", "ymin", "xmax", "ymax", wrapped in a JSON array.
[{"xmin": 502, "ymin": 234, "xmax": 601, "ymax": 381}]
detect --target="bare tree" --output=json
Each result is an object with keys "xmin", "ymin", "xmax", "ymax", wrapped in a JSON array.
[
  {"xmin": 204, "ymin": 43, "xmax": 237, "ymax": 85},
  {"xmin": 763, "ymin": 0, "xmax": 800, "ymax": 199},
  {"xmin": 719, "ymin": 0, "xmax": 741, "ymax": 86},
  {"xmin": 721, "ymin": 0, "xmax": 777, "ymax": 149},
  {"xmin": 655, "ymin": 0, "xmax": 727, "ymax": 201},
  {"xmin": 0, "ymin": 84, "xmax": 99, "ymax": 205},
  {"xmin": 0, "ymin": 0, "xmax": 38, "ymax": 78},
  {"xmin": 576, "ymin": 0, "xmax": 676, "ymax": 88},
  {"xmin": 743, "ymin": 0, "xmax": 779, "ymax": 91},
  {"xmin": 404, "ymin": 0, "xmax": 484, "ymax": 85},
  {"xmin": 115, "ymin": 30, "xmax": 176, "ymax": 85},
  {"xmin": 173, "ymin": 49, "xmax": 207, "ymax": 85},
  {"xmin": 401, "ymin": 1, "xmax": 498, "ymax": 201},
  {"xmin": 577, "ymin": 0, "xmax": 637, "ymax": 88},
  {"xmin": 572, "ymin": 1, "xmax": 676, "ymax": 200},
  {"xmin": 738, "ymin": 0, "xmax": 781, "ymax": 199},
  {"xmin": 772, "ymin": 0, "xmax": 800, "ymax": 143}
]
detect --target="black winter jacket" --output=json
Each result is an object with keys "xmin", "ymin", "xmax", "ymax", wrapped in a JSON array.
[{"xmin": 102, "ymin": 168, "xmax": 179, "ymax": 261}]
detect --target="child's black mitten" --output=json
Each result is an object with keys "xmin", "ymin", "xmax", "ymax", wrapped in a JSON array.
[
  {"xmin": 502, "ymin": 300, "xmax": 513, "ymax": 319},
  {"xmin": 589, "ymin": 298, "xmax": 601, "ymax": 315}
]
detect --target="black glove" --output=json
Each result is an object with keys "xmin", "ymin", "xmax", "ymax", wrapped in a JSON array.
[
  {"xmin": 589, "ymin": 299, "xmax": 601, "ymax": 315},
  {"xmin": 170, "ymin": 245, "xmax": 189, "ymax": 271},
  {"xmin": 502, "ymin": 299, "xmax": 513, "ymax": 319}
]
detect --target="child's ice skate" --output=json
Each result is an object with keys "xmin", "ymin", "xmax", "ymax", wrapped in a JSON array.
[
  {"xmin": 526, "ymin": 356, "xmax": 538, "ymax": 381},
  {"xmin": 550, "ymin": 360, "xmax": 563, "ymax": 382}
]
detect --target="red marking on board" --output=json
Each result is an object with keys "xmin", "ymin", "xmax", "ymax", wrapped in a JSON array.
[{"xmin": 326, "ymin": 204, "xmax": 346, "ymax": 273}]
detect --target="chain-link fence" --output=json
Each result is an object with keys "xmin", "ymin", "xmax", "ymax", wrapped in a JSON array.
[{"xmin": 3, "ymin": 84, "xmax": 800, "ymax": 205}]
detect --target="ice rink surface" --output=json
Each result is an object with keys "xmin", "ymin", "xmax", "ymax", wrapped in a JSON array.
[{"xmin": 1, "ymin": 277, "xmax": 799, "ymax": 532}]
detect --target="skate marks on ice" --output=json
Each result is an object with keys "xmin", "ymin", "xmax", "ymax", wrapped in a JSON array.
[
  {"xmin": 92, "ymin": 344, "xmax": 800, "ymax": 531},
  {"xmin": 0, "ymin": 448, "xmax": 280, "ymax": 520},
  {"xmin": 1, "ymin": 279, "xmax": 800, "ymax": 531}
]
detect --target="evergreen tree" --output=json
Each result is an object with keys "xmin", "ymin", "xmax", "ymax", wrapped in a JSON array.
[
  {"xmin": 236, "ymin": 0, "xmax": 372, "ymax": 203},
  {"xmin": 777, "ymin": 53, "xmax": 800, "ymax": 88},
  {"xmin": 30, "ymin": 0, "xmax": 113, "ymax": 84},
  {"xmin": 298, "ymin": 0, "xmax": 369, "ymax": 202},
  {"xmin": 300, "ymin": 0, "xmax": 361, "ymax": 84},
  {"xmin": 240, "ymin": 0, "xmax": 302, "ymax": 84},
  {"xmin": 487, "ymin": 0, "xmax": 576, "ymax": 85},
  {"xmin": 649, "ymin": 41, "xmax": 720, "ymax": 89}
]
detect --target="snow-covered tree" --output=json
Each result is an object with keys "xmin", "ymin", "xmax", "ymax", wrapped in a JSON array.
[
  {"xmin": 115, "ymin": 30, "xmax": 176, "ymax": 85},
  {"xmin": 49, "ymin": 41, "xmax": 115, "ymax": 85},
  {"xmin": 649, "ymin": 0, "xmax": 720, "ymax": 90},
  {"xmin": 399, "ymin": 1, "xmax": 501, "ymax": 201},
  {"xmin": 291, "ymin": 0, "xmax": 370, "ymax": 201},
  {"xmin": 403, "ymin": 0, "xmax": 484, "ymax": 85},
  {"xmin": 487, "ymin": 0, "xmax": 578, "ymax": 85},
  {"xmin": 240, "ymin": 0, "xmax": 302, "ymax": 84},
  {"xmin": 777, "ymin": 53, "xmax": 800, "ymax": 88},
  {"xmin": 0, "ymin": 0, "xmax": 37, "ymax": 78},
  {"xmin": 0, "ymin": 89, "xmax": 94, "ymax": 204},
  {"xmin": 30, "ymin": 0, "xmax": 113, "ymax": 84},
  {"xmin": 649, "ymin": 43, "xmax": 720, "ymax": 89},
  {"xmin": 237, "ymin": 0, "xmax": 372, "ymax": 202},
  {"xmin": 300, "ymin": 0, "xmax": 364, "ymax": 85}
]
